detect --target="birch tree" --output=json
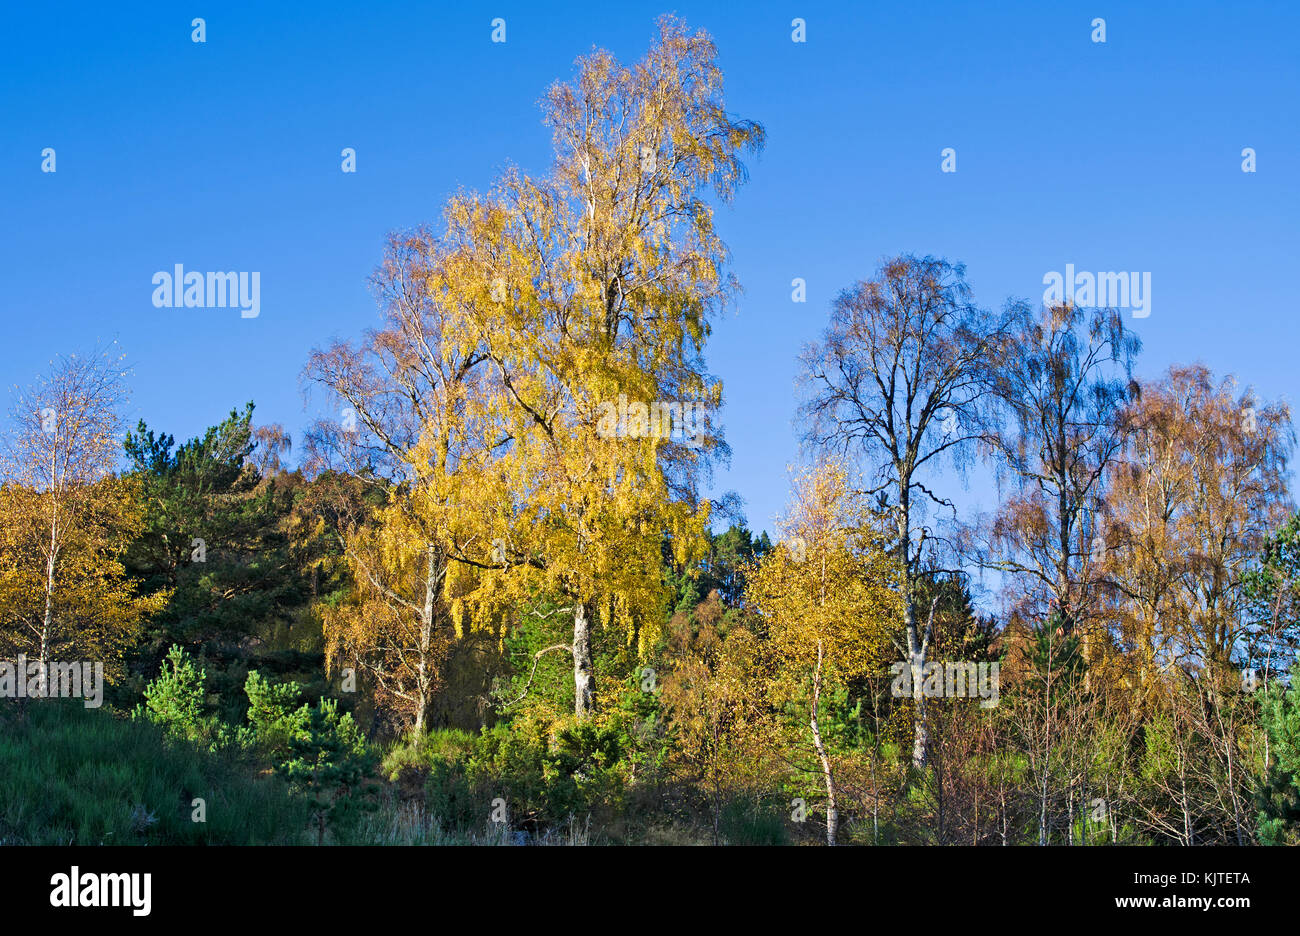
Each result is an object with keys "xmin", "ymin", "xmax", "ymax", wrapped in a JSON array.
[
  {"xmin": 303, "ymin": 230, "xmax": 491, "ymax": 734},
  {"xmin": 982, "ymin": 302, "xmax": 1139, "ymax": 675},
  {"xmin": 438, "ymin": 15, "xmax": 764, "ymax": 719},
  {"xmin": 745, "ymin": 461, "xmax": 900, "ymax": 844},
  {"xmin": 0, "ymin": 346, "xmax": 164, "ymax": 682},
  {"xmin": 1102, "ymin": 365, "xmax": 1293, "ymax": 684},
  {"xmin": 799, "ymin": 255, "xmax": 1011, "ymax": 766}
]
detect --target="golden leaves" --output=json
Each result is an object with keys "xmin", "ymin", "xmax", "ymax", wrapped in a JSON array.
[
  {"xmin": 747, "ymin": 461, "xmax": 902, "ymax": 688},
  {"xmin": 307, "ymin": 16, "xmax": 761, "ymax": 722}
]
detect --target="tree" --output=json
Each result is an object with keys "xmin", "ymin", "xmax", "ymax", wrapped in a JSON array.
[
  {"xmin": 436, "ymin": 15, "xmax": 764, "ymax": 720},
  {"xmin": 1001, "ymin": 611, "xmax": 1090, "ymax": 845},
  {"xmin": 136, "ymin": 643, "xmax": 209, "ymax": 742},
  {"xmin": 659, "ymin": 590, "xmax": 774, "ymax": 843},
  {"xmin": 1257, "ymin": 659, "xmax": 1300, "ymax": 844},
  {"xmin": 250, "ymin": 423, "xmax": 292, "ymax": 478},
  {"xmin": 1244, "ymin": 512, "xmax": 1300, "ymax": 690},
  {"xmin": 1101, "ymin": 365, "xmax": 1293, "ymax": 685},
  {"xmin": 665, "ymin": 524, "xmax": 770, "ymax": 613},
  {"xmin": 122, "ymin": 404, "xmax": 313, "ymax": 714},
  {"xmin": 911, "ymin": 575, "xmax": 1003, "ymax": 844},
  {"xmin": 281, "ymin": 697, "xmax": 373, "ymax": 845},
  {"xmin": 745, "ymin": 461, "xmax": 901, "ymax": 843},
  {"xmin": 306, "ymin": 18, "xmax": 763, "ymax": 728},
  {"xmin": 303, "ymin": 226, "xmax": 494, "ymax": 735},
  {"xmin": 242, "ymin": 669, "xmax": 373, "ymax": 844},
  {"xmin": 0, "ymin": 346, "xmax": 164, "ymax": 683},
  {"xmin": 982, "ymin": 302, "xmax": 1140, "ymax": 675},
  {"xmin": 317, "ymin": 488, "xmax": 454, "ymax": 734},
  {"xmin": 799, "ymin": 255, "xmax": 1013, "ymax": 766}
]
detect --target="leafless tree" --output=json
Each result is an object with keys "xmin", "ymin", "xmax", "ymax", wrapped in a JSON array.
[{"xmin": 799, "ymin": 254, "xmax": 1013, "ymax": 767}]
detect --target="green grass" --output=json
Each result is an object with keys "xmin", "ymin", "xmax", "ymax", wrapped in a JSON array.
[
  {"xmin": 0, "ymin": 700, "xmax": 311, "ymax": 844},
  {"xmin": 0, "ymin": 703, "xmax": 763, "ymax": 846}
]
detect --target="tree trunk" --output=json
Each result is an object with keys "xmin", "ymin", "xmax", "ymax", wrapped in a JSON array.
[
  {"xmin": 414, "ymin": 697, "xmax": 427, "ymax": 735},
  {"xmin": 414, "ymin": 543, "xmax": 438, "ymax": 735},
  {"xmin": 900, "ymin": 494, "xmax": 929, "ymax": 769},
  {"xmin": 39, "ymin": 511, "xmax": 58, "ymax": 696},
  {"xmin": 907, "ymin": 592, "xmax": 933, "ymax": 769},
  {"xmin": 573, "ymin": 602, "xmax": 595, "ymax": 719},
  {"xmin": 910, "ymin": 650, "xmax": 928, "ymax": 769},
  {"xmin": 1039, "ymin": 772, "xmax": 1049, "ymax": 846},
  {"xmin": 810, "ymin": 641, "xmax": 837, "ymax": 846}
]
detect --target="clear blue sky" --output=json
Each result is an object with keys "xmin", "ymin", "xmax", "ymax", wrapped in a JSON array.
[{"xmin": 3, "ymin": 0, "xmax": 1297, "ymax": 542}]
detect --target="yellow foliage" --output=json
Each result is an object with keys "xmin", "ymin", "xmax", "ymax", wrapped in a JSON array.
[
  {"xmin": 746, "ymin": 461, "xmax": 902, "ymax": 697},
  {"xmin": 0, "ymin": 476, "xmax": 168, "ymax": 682}
]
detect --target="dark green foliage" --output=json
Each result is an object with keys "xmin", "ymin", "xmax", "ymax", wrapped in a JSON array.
[
  {"xmin": 494, "ymin": 598, "xmax": 576, "ymax": 718},
  {"xmin": 243, "ymin": 668, "xmax": 307, "ymax": 754},
  {"xmin": 1256, "ymin": 766, "xmax": 1300, "ymax": 846},
  {"xmin": 471, "ymin": 713, "xmax": 627, "ymax": 831},
  {"xmin": 1257, "ymin": 661, "xmax": 1300, "ymax": 844},
  {"xmin": 120, "ymin": 404, "xmax": 321, "ymax": 708},
  {"xmin": 281, "ymin": 698, "xmax": 375, "ymax": 844},
  {"xmin": 665, "ymin": 524, "xmax": 771, "ymax": 614},
  {"xmin": 239, "ymin": 669, "xmax": 375, "ymax": 843},
  {"xmin": 1026, "ymin": 610, "xmax": 1086, "ymax": 697},
  {"xmin": 1244, "ymin": 512, "xmax": 1300, "ymax": 679},
  {"xmin": 920, "ymin": 573, "xmax": 999, "ymax": 665},
  {"xmin": 388, "ymin": 713, "xmax": 641, "ymax": 841}
]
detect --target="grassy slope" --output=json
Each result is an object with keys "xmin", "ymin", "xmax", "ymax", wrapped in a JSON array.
[{"xmin": 0, "ymin": 700, "xmax": 310, "ymax": 845}]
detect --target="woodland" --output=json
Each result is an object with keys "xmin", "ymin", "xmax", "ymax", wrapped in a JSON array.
[{"xmin": 2, "ymin": 17, "xmax": 1298, "ymax": 847}]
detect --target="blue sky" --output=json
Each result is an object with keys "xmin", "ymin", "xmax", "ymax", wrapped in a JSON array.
[{"xmin": 3, "ymin": 0, "xmax": 1297, "ymax": 544}]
